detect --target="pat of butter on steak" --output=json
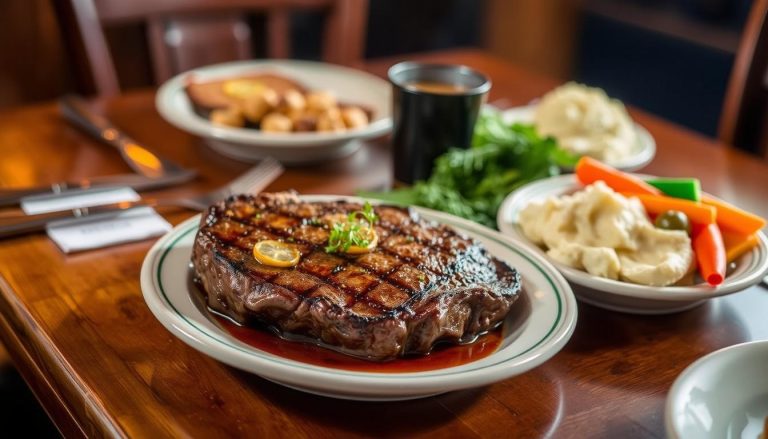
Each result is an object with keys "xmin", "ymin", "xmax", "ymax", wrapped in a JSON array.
[{"xmin": 192, "ymin": 192, "xmax": 521, "ymax": 361}]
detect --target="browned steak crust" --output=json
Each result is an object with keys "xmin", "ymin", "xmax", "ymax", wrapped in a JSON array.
[{"xmin": 192, "ymin": 192, "xmax": 521, "ymax": 361}]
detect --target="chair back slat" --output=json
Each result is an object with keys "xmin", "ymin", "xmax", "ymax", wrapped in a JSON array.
[
  {"xmin": 267, "ymin": 10, "xmax": 291, "ymax": 59},
  {"xmin": 62, "ymin": 0, "xmax": 366, "ymax": 95},
  {"xmin": 720, "ymin": 0, "xmax": 768, "ymax": 158}
]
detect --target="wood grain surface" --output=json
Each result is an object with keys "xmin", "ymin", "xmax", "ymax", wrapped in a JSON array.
[{"xmin": 0, "ymin": 49, "xmax": 767, "ymax": 438}]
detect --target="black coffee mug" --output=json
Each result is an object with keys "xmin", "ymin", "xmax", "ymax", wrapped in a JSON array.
[{"xmin": 388, "ymin": 62, "xmax": 491, "ymax": 185}]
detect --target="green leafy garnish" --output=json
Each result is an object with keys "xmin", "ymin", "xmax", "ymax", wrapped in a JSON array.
[
  {"xmin": 325, "ymin": 202, "xmax": 378, "ymax": 253},
  {"xmin": 361, "ymin": 109, "xmax": 579, "ymax": 228}
]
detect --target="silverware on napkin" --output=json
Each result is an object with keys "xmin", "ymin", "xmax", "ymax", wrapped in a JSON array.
[{"xmin": 0, "ymin": 157, "xmax": 283, "ymax": 239}]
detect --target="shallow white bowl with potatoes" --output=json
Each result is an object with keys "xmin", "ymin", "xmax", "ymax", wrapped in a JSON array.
[{"xmin": 156, "ymin": 60, "xmax": 392, "ymax": 164}]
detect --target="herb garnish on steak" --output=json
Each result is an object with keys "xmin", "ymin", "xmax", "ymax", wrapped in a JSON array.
[{"xmin": 192, "ymin": 192, "xmax": 522, "ymax": 361}]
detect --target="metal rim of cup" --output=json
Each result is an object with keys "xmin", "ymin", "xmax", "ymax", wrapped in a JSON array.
[{"xmin": 387, "ymin": 62, "xmax": 492, "ymax": 96}]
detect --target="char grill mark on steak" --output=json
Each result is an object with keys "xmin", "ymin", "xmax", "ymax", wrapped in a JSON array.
[
  {"xmin": 206, "ymin": 197, "xmax": 487, "ymax": 314},
  {"xmin": 213, "ymin": 196, "xmax": 495, "ymax": 301},
  {"xmin": 193, "ymin": 192, "xmax": 521, "ymax": 360},
  {"xmin": 214, "ymin": 199, "xmax": 467, "ymax": 306}
]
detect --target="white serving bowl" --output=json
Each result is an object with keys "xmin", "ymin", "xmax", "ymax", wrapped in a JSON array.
[
  {"xmin": 666, "ymin": 340, "xmax": 768, "ymax": 439},
  {"xmin": 156, "ymin": 60, "xmax": 392, "ymax": 164},
  {"xmin": 497, "ymin": 174, "xmax": 768, "ymax": 314},
  {"xmin": 499, "ymin": 104, "xmax": 656, "ymax": 172}
]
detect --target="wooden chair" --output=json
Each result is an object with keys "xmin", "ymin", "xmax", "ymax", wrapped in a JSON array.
[
  {"xmin": 58, "ymin": 0, "xmax": 369, "ymax": 96},
  {"xmin": 719, "ymin": 0, "xmax": 768, "ymax": 158}
]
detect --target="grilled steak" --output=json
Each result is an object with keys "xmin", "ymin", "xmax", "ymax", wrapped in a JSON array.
[{"xmin": 192, "ymin": 192, "xmax": 522, "ymax": 361}]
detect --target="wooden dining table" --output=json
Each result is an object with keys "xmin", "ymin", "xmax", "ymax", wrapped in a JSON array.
[{"xmin": 0, "ymin": 49, "xmax": 766, "ymax": 438}]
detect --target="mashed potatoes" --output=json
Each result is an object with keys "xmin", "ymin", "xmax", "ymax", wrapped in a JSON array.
[
  {"xmin": 518, "ymin": 182, "xmax": 693, "ymax": 286},
  {"xmin": 534, "ymin": 83, "xmax": 637, "ymax": 163}
]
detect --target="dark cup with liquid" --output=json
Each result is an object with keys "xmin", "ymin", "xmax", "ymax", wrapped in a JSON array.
[{"xmin": 388, "ymin": 62, "xmax": 491, "ymax": 185}]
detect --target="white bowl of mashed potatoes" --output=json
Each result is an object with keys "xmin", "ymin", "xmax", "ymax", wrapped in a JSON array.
[
  {"xmin": 497, "ymin": 174, "xmax": 768, "ymax": 314},
  {"xmin": 500, "ymin": 83, "xmax": 655, "ymax": 171}
]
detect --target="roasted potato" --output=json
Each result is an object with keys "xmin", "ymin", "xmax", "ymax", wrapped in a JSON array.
[
  {"xmin": 316, "ymin": 108, "xmax": 345, "ymax": 132},
  {"xmin": 210, "ymin": 106, "xmax": 245, "ymax": 128},
  {"xmin": 279, "ymin": 89, "xmax": 307, "ymax": 114},
  {"xmin": 208, "ymin": 78, "xmax": 370, "ymax": 134},
  {"xmin": 291, "ymin": 112, "xmax": 318, "ymax": 132},
  {"xmin": 305, "ymin": 91, "xmax": 337, "ymax": 113},
  {"xmin": 261, "ymin": 112, "xmax": 293, "ymax": 132},
  {"xmin": 341, "ymin": 106, "xmax": 369, "ymax": 129},
  {"xmin": 240, "ymin": 87, "xmax": 279, "ymax": 123}
]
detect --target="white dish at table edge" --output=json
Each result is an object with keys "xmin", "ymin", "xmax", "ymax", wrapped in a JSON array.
[
  {"xmin": 155, "ymin": 60, "xmax": 392, "ymax": 164},
  {"xmin": 497, "ymin": 174, "xmax": 768, "ymax": 315},
  {"xmin": 665, "ymin": 340, "xmax": 768, "ymax": 439},
  {"xmin": 140, "ymin": 195, "xmax": 577, "ymax": 401},
  {"xmin": 499, "ymin": 104, "xmax": 656, "ymax": 172}
]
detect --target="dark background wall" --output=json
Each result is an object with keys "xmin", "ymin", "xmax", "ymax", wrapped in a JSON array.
[
  {"xmin": 0, "ymin": 0, "xmax": 755, "ymax": 141},
  {"xmin": 574, "ymin": 0, "xmax": 753, "ymax": 137},
  {"xmin": 288, "ymin": 0, "xmax": 483, "ymax": 59}
]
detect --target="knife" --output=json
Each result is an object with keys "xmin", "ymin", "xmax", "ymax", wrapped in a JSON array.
[
  {"xmin": 59, "ymin": 95, "xmax": 190, "ymax": 178},
  {"xmin": 0, "ymin": 170, "xmax": 196, "ymax": 208},
  {"xmin": 0, "ymin": 95, "xmax": 199, "ymax": 206}
]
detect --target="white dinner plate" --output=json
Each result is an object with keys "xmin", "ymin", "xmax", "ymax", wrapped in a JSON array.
[
  {"xmin": 500, "ymin": 105, "xmax": 656, "ymax": 171},
  {"xmin": 497, "ymin": 174, "xmax": 768, "ymax": 315},
  {"xmin": 140, "ymin": 195, "xmax": 577, "ymax": 401},
  {"xmin": 156, "ymin": 60, "xmax": 392, "ymax": 165},
  {"xmin": 666, "ymin": 340, "xmax": 768, "ymax": 439}
]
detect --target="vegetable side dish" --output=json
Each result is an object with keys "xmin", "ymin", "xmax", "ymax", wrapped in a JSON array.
[
  {"xmin": 363, "ymin": 109, "xmax": 578, "ymax": 227},
  {"xmin": 519, "ymin": 157, "xmax": 766, "ymax": 287},
  {"xmin": 534, "ymin": 82, "xmax": 638, "ymax": 163},
  {"xmin": 185, "ymin": 74, "xmax": 370, "ymax": 133}
]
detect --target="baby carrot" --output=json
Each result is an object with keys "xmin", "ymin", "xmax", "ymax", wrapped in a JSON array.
[
  {"xmin": 693, "ymin": 223, "xmax": 726, "ymax": 286},
  {"xmin": 701, "ymin": 195, "xmax": 766, "ymax": 236},
  {"xmin": 625, "ymin": 193, "xmax": 716, "ymax": 225},
  {"xmin": 575, "ymin": 156, "xmax": 661, "ymax": 195},
  {"xmin": 722, "ymin": 229, "xmax": 760, "ymax": 263}
]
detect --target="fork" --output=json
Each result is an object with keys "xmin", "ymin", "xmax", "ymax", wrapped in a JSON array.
[{"xmin": 0, "ymin": 157, "xmax": 283, "ymax": 239}]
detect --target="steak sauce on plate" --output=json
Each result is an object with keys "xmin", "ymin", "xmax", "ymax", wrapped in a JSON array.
[
  {"xmin": 214, "ymin": 314, "xmax": 502, "ymax": 373},
  {"xmin": 190, "ymin": 264, "xmax": 527, "ymax": 373}
]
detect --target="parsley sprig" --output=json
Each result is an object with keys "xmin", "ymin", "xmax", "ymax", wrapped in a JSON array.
[
  {"xmin": 358, "ymin": 109, "xmax": 578, "ymax": 227},
  {"xmin": 325, "ymin": 202, "xmax": 378, "ymax": 253}
]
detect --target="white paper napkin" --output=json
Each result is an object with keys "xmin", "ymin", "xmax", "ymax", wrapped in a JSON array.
[{"xmin": 46, "ymin": 207, "xmax": 172, "ymax": 253}]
